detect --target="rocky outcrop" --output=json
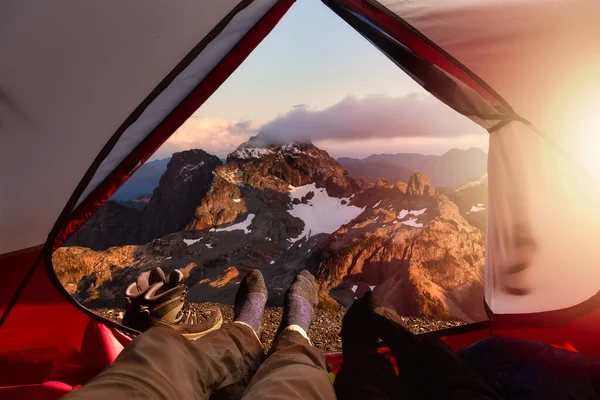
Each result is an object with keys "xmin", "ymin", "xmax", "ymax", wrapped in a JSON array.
[
  {"xmin": 355, "ymin": 176, "xmax": 375, "ymax": 190},
  {"xmin": 140, "ymin": 150, "xmax": 221, "ymax": 241},
  {"xmin": 406, "ymin": 172, "xmax": 436, "ymax": 197}
]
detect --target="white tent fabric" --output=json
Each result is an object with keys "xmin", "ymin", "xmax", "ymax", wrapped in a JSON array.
[
  {"xmin": 0, "ymin": 0, "xmax": 276, "ymax": 255},
  {"xmin": 378, "ymin": 0, "xmax": 600, "ymax": 179},
  {"xmin": 376, "ymin": 0, "xmax": 600, "ymax": 313},
  {"xmin": 487, "ymin": 122, "xmax": 600, "ymax": 314}
]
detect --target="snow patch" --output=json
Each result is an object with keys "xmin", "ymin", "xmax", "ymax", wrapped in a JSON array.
[
  {"xmin": 468, "ymin": 205, "xmax": 486, "ymax": 213},
  {"xmin": 281, "ymin": 143, "xmax": 303, "ymax": 156},
  {"xmin": 210, "ymin": 214, "xmax": 255, "ymax": 234},
  {"xmin": 165, "ymin": 257, "xmax": 172, "ymax": 260},
  {"xmin": 183, "ymin": 238, "xmax": 201, "ymax": 246},
  {"xmin": 401, "ymin": 218, "xmax": 423, "ymax": 228},
  {"xmin": 287, "ymin": 183, "xmax": 364, "ymax": 243},
  {"xmin": 397, "ymin": 208, "xmax": 427, "ymax": 219},
  {"xmin": 372, "ymin": 200, "xmax": 381, "ymax": 208},
  {"xmin": 178, "ymin": 161, "xmax": 205, "ymax": 181},
  {"xmin": 351, "ymin": 285, "xmax": 358, "ymax": 293},
  {"xmin": 233, "ymin": 198, "xmax": 241, "ymax": 203},
  {"xmin": 368, "ymin": 285, "xmax": 376, "ymax": 291},
  {"xmin": 231, "ymin": 147, "xmax": 273, "ymax": 159},
  {"xmin": 392, "ymin": 221, "xmax": 398, "ymax": 224},
  {"xmin": 269, "ymin": 260, "xmax": 275, "ymax": 265},
  {"xmin": 206, "ymin": 243, "xmax": 213, "ymax": 249}
]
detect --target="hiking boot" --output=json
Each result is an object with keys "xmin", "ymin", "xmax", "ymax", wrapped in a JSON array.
[
  {"xmin": 144, "ymin": 280, "xmax": 223, "ymax": 339},
  {"xmin": 122, "ymin": 267, "xmax": 223, "ymax": 339},
  {"xmin": 122, "ymin": 267, "xmax": 170, "ymax": 331}
]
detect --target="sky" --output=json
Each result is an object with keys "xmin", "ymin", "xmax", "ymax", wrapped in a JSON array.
[{"xmin": 152, "ymin": 0, "xmax": 488, "ymax": 160}]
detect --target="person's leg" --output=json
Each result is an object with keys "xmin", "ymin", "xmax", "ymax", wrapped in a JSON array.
[
  {"xmin": 335, "ymin": 293, "xmax": 503, "ymax": 400},
  {"xmin": 242, "ymin": 327, "xmax": 335, "ymax": 400},
  {"xmin": 63, "ymin": 323, "xmax": 263, "ymax": 400},
  {"xmin": 241, "ymin": 271, "xmax": 336, "ymax": 400},
  {"xmin": 334, "ymin": 294, "xmax": 408, "ymax": 399},
  {"xmin": 64, "ymin": 269, "xmax": 270, "ymax": 400}
]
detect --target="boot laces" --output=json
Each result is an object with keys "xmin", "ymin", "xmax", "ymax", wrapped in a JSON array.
[{"xmin": 176, "ymin": 288, "xmax": 211, "ymax": 326}]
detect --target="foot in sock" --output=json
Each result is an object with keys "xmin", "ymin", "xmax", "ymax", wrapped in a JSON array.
[
  {"xmin": 278, "ymin": 270, "xmax": 318, "ymax": 334},
  {"xmin": 234, "ymin": 269, "xmax": 268, "ymax": 335}
]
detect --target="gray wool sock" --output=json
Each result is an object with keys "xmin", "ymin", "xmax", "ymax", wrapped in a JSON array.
[
  {"xmin": 280, "ymin": 270, "xmax": 318, "ymax": 333},
  {"xmin": 234, "ymin": 269, "xmax": 268, "ymax": 335}
]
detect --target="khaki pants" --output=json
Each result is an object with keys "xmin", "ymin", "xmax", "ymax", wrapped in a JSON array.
[{"xmin": 64, "ymin": 323, "xmax": 335, "ymax": 400}]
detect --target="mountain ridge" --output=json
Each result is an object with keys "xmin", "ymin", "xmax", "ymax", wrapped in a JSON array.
[{"xmin": 338, "ymin": 147, "xmax": 487, "ymax": 188}]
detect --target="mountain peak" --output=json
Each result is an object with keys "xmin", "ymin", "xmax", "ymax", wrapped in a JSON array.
[
  {"xmin": 406, "ymin": 172, "xmax": 436, "ymax": 197},
  {"xmin": 228, "ymin": 135, "xmax": 316, "ymax": 161}
]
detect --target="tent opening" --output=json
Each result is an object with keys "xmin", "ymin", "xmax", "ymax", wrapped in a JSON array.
[{"xmin": 50, "ymin": 0, "xmax": 490, "ymax": 349}]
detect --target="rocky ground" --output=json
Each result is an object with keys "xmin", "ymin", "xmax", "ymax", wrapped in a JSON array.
[{"xmin": 94, "ymin": 303, "xmax": 464, "ymax": 352}]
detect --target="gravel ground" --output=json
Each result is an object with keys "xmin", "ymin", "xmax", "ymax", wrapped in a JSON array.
[{"xmin": 94, "ymin": 303, "xmax": 464, "ymax": 352}]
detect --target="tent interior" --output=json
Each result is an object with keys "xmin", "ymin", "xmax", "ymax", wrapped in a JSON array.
[{"xmin": 1, "ymin": 0, "xmax": 600, "ymax": 398}]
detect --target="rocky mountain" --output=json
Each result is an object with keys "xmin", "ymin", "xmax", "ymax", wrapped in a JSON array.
[
  {"xmin": 338, "ymin": 147, "xmax": 487, "ymax": 188},
  {"xmin": 56, "ymin": 137, "xmax": 487, "ymax": 323},
  {"xmin": 140, "ymin": 150, "xmax": 222, "ymax": 242},
  {"xmin": 112, "ymin": 157, "xmax": 170, "ymax": 201},
  {"xmin": 311, "ymin": 173, "xmax": 486, "ymax": 322},
  {"xmin": 66, "ymin": 150, "xmax": 221, "ymax": 250}
]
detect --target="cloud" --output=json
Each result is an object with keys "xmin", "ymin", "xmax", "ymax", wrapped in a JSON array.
[
  {"xmin": 153, "ymin": 93, "xmax": 488, "ymax": 160},
  {"xmin": 151, "ymin": 117, "xmax": 258, "ymax": 159},
  {"xmin": 259, "ymin": 94, "xmax": 486, "ymax": 144}
]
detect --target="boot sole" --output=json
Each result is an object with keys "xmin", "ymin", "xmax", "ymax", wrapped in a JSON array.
[{"xmin": 183, "ymin": 313, "xmax": 224, "ymax": 340}]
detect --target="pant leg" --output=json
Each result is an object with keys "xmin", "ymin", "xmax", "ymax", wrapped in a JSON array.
[
  {"xmin": 241, "ymin": 327, "xmax": 336, "ymax": 400},
  {"xmin": 63, "ymin": 323, "xmax": 264, "ymax": 400}
]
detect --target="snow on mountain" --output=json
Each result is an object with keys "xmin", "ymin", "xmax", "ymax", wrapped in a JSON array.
[
  {"xmin": 230, "ymin": 147, "xmax": 274, "ymax": 159},
  {"xmin": 456, "ymin": 174, "xmax": 488, "ymax": 191},
  {"xmin": 287, "ymin": 183, "xmax": 364, "ymax": 243},
  {"xmin": 467, "ymin": 204, "xmax": 486, "ymax": 213},
  {"xmin": 178, "ymin": 161, "xmax": 205, "ymax": 182},
  {"xmin": 401, "ymin": 218, "xmax": 424, "ymax": 228},
  {"xmin": 210, "ymin": 213, "xmax": 255, "ymax": 234},
  {"xmin": 397, "ymin": 208, "xmax": 427, "ymax": 219},
  {"xmin": 183, "ymin": 238, "xmax": 201, "ymax": 246}
]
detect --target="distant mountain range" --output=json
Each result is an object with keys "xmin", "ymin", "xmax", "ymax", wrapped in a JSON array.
[
  {"xmin": 111, "ymin": 158, "xmax": 170, "ymax": 201},
  {"xmin": 338, "ymin": 148, "xmax": 487, "ymax": 188}
]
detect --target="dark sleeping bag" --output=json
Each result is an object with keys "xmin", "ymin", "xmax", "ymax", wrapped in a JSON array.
[{"xmin": 458, "ymin": 336, "xmax": 600, "ymax": 400}]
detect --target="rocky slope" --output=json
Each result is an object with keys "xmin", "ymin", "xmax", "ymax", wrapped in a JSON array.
[{"xmin": 56, "ymin": 137, "xmax": 487, "ymax": 323}]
